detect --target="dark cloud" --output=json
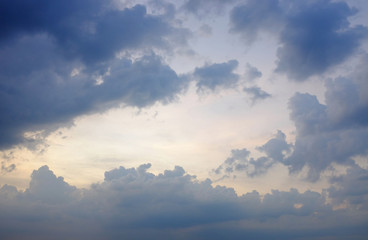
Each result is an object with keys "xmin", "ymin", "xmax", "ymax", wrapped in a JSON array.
[
  {"xmin": 230, "ymin": 0, "xmax": 284, "ymax": 43},
  {"xmin": 285, "ymin": 64, "xmax": 368, "ymax": 180},
  {"xmin": 0, "ymin": 1, "xmax": 182, "ymax": 63},
  {"xmin": 230, "ymin": 0, "xmax": 368, "ymax": 80},
  {"xmin": 243, "ymin": 86, "xmax": 271, "ymax": 104},
  {"xmin": 1, "ymin": 164, "xmax": 367, "ymax": 239},
  {"xmin": 182, "ymin": 0, "xmax": 236, "ymax": 17},
  {"xmin": 275, "ymin": 1, "xmax": 367, "ymax": 80},
  {"xmin": 0, "ymin": 0, "xmax": 190, "ymax": 150},
  {"xmin": 328, "ymin": 164, "xmax": 368, "ymax": 208},
  {"xmin": 0, "ymin": 36, "xmax": 186, "ymax": 149},
  {"xmin": 194, "ymin": 60, "xmax": 240, "ymax": 92}
]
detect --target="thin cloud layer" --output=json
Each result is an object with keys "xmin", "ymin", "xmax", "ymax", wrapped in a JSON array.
[
  {"xmin": 230, "ymin": 0, "xmax": 367, "ymax": 80},
  {"xmin": 0, "ymin": 164, "xmax": 367, "ymax": 240}
]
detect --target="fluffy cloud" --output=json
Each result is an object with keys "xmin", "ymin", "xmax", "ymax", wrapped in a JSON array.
[
  {"xmin": 193, "ymin": 60, "xmax": 240, "ymax": 92},
  {"xmin": 216, "ymin": 56, "xmax": 368, "ymax": 181},
  {"xmin": 215, "ymin": 130, "xmax": 291, "ymax": 178},
  {"xmin": 0, "ymin": 1, "xmax": 190, "ymax": 150},
  {"xmin": 0, "ymin": 164, "xmax": 366, "ymax": 239},
  {"xmin": 0, "ymin": 35, "xmax": 187, "ymax": 149},
  {"xmin": 230, "ymin": 0, "xmax": 367, "ymax": 80}
]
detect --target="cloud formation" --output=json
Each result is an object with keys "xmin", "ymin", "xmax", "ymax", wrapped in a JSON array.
[
  {"xmin": 230, "ymin": 0, "xmax": 367, "ymax": 80},
  {"xmin": 0, "ymin": 1, "xmax": 190, "ymax": 149},
  {"xmin": 182, "ymin": 0, "xmax": 236, "ymax": 17},
  {"xmin": 216, "ymin": 56, "xmax": 368, "ymax": 181},
  {"xmin": 243, "ymin": 86, "xmax": 271, "ymax": 104},
  {"xmin": 193, "ymin": 60, "xmax": 240, "ymax": 92},
  {"xmin": 0, "ymin": 164, "xmax": 367, "ymax": 239}
]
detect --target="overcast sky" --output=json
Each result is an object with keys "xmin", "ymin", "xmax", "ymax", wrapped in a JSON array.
[{"xmin": 1, "ymin": 0, "xmax": 368, "ymax": 239}]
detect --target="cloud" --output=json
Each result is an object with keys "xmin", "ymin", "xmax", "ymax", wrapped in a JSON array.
[
  {"xmin": 244, "ymin": 63, "xmax": 262, "ymax": 82},
  {"xmin": 1, "ymin": 164, "xmax": 367, "ymax": 239},
  {"xmin": 193, "ymin": 60, "xmax": 240, "ymax": 92},
  {"xmin": 182, "ymin": 0, "xmax": 236, "ymax": 17},
  {"xmin": 0, "ymin": 0, "xmax": 191, "ymax": 150},
  {"xmin": 0, "ymin": 1, "xmax": 184, "ymax": 63},
  {"xmin": 328, "ymin": 164, "xmax": 368, "ymax": 208},
  {"xmin": 275, "ymin": 0, "xmax": 367, "ymax": 80},
  {"xmin": 285, "ymin": 64, "xmax": 368, "ymax": 180},
  {"xmin": 230, "ymin": 0, "xmax": 284, "ymax": 43},
  {"xmin": 0, "ymin": 36, "xmax": 187, "ymax": 149},
  {"xmin": 243, "ymin": 86, "xmax": 271, "ymax": 104},
  {"xmin": 1, "ymin": 162, "xmax": 15, "ymax": 173},
  {"xmin": 230, "ymin": 0, "xmax": 368, "ymax": 80},
  {"xmin": 215, "ymin": 57, "xmax": 368, "ymax": 181},
  {"xmin": 215, "ymin": 130, "xmax": 291, "ymax": 178}
]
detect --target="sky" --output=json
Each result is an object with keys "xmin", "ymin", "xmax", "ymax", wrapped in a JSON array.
[{"xmin": 0, "ymin": 0, "xmax": 368, "ymax": 239}]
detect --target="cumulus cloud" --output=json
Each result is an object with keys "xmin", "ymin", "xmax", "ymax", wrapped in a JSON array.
[
  {"xmin": 1, "ymin": 164, "xmax": 366, "ymax": 239},
  {"xmin": 193, "ymin": 60, "xmax": 240, "ymax": 92},
  {"xmin": 328, "ymin": 164, "xmax": 368, "ymax": 208},
  {"xmin": 230, "ymin": 0, "xmax": 368, "ymax": 80},
  {"xmin": 215, "ymin": 130, "xmax": 291, "ymax": 178},
  {"xmin": 0, "ymin": 0, "xmax": 191, "ymax": 150},
  {"xmin": 285, "ymin": 63, "xmax": 368, "ymax": 180},
  {"xmin": 216, "ymin": 57, "xmax": 368, "ymax": 181},
  {"xmin": 0, "ymin": 36, "xmax": 187, "ymax": 149}
]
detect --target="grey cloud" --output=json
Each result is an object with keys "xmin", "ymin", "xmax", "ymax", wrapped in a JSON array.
[
  {"xmin": 230, "ymin": 0, "xmax": 368, "ymax": 80},
  {"xmin": 216, "ymin": 60, "xmax": 368, "ymax": 181},
  {"xmin": 256, "ymin": 130, "xmax": 291, "ymax": 163},
  {"xmin": 182, "ymin": 0, "xmax": 236, "ymax": 17},
  {"xmin": 285, "ymin": 67, "xmax": 368, "ymax": 180},
  {"xmin": 328, "ymin": 164, "xmax": 368, "ymax": 207},
  {"xmin": 0, "ymin": 1, "xmax": 190, "ymax": 150},
  {"xmin": 0, "ymin": 1, "xmax": 182, "ymax": 63},
  {"xmin": 275, "ymin": 1, "xmax": 367, "ymax": 80},
  {"xmin": 244, "ymin": 63, "xmax": 262, "ymax": 82},
  {"xmin": 1, "ymin": 162, "xmax": 15, "ymax": 173},
  {"xmin": 194, "ymin": 60, "xmax": 240, "ymax": 92},
  {"xmin": 288, "ymin": 93, "xmax": 328, "ymax": 136},
  {"xmin": 243, "ymin": 86, "xmax": 271, "ymax": 104},
  {"xmin": 230, "ymin": 0, "xmax": 284, "ymax": 43},
  {"xmin": 215, "ymin": 130, "xmax": 292, "ymax": 178},
  {"xmin": 2, "ymin": 164, "xmax": 366, "ymax": 239},
  {"xmin": 0, "ymin": 34, "xmax": 187, "ymax": 149}
]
